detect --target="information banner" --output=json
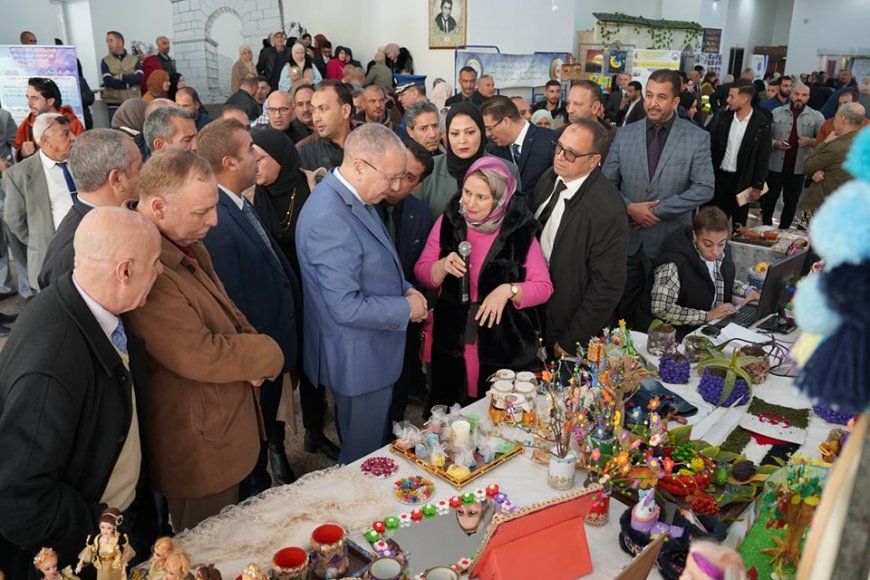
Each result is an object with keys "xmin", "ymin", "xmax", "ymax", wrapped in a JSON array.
[
  {"xmin": 454, "ymin": 51, "xmax": 572, "ymax": 89},
  {"xmin": 0, "ymin": 45, "xmax": 84, "ymax": 126},
  {"xmin": 631, "ymin": 49, "xmax": 681, "ymax": 88}
]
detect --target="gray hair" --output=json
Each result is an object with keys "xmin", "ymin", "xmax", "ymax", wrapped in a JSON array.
[
  {"xmin": 838, "ymin": 102, "xmax": 867, "ymax": 127},
  {"xmin": 405, "ymin": 101, "xmax": 439, "ymax": 129},
  {"xmin": 567, "ymin": 119, "xmax": 609, "ymax": 157},
  {"xmin": 69, "ymin": 129, "xmax": 138, "ymax": 193},
  {"xmin": 143, "ymin": 107, "xmax": 193, "ymax": 152},
  {"xmin": 33, "ymin": 112, "xmax": 63, "ymax": 142},
  {"xmin": 373, "ymin": 50, "xmax": 386, "ymax": 65},
  {"xmin": 344, "ymin": 123, "xmax": 404, "ymax": 160},
  {"xmin": 792, "ymin": 81, "xmax": 809, "ymax": 94}
]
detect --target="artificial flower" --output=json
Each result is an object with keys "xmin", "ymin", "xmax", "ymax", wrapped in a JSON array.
[
  {"xmin": 590, "ymin": 448, "xmax": 601, "ymax": 462},
  {"xmin": 649, "ymin": 413, "xmax": 661, "ymax": 427},
  {"xmin": 629, "ymin": 407, "xmax": 643, "ymax": 422},
  {"xmin": 647, "ymin": 456, "xmax": 662, "ymax": 471},
  {"xmin": 648, "ymin": 396, "xmax": 661, "ymax": 411},
  {"xmin": 613, "ymin": 410, "xmax": 622, "ymax": 428},
  {"xmin": 663, "ymin": 457, "xmax": 675, "ymax": 474},
  {"xmin": 691, "ymin": 457, "xmax": 705, "ymax": 473},
  {"xmin": 649, "ymin": 434, "xmax": 662, "ymax": 447},
  {"xmin": 616, "ymin": 451, "xmax": 630, "ymax": 466},
  {"xmin": 541, "ymin": 370, "xmax": 553, "ymax": 383},
  {"xmin": 630, "ymin": 438, "xmax": 643, "ymax": 450}
]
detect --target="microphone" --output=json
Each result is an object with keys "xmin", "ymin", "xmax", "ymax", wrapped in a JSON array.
[{"xmin": 458, "ymin": 241, "xmax": 472, "ymax": 304}]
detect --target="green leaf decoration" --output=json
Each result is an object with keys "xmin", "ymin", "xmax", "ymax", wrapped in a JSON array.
[
  {"xmin": 669, "ymin": 425, "xmax": 693, "ymax": 446},
  {"xmin": 715, "ymin": 450, "xmax": 741, "ymax": 463},
  {"xmin": 701, "ymin": 446, "xmax": 721, "ymax": 459}
]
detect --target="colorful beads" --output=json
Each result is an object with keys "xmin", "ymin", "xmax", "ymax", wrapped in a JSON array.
[
  {"xmin": 392, "ymin": 476, "xmax": 436, "ymax": 505},
  {"xmin": 360, "ymin": 456, "xmax": 399, "ymax": 479}
]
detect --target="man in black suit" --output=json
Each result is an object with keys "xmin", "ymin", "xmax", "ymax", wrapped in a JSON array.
[
  {"xmin": 482, "ymin": 95, "xmax": 557, "ymax": 207},
  {"xmin": 312, "ymin": 40, "xmax": 332, "ymax": 80},
  {"xmin": 445, "ymin": 66, "xmax": 487, "ymax": 107},
  {"xmin": 707, "ymin": 80, "xmax": 772, "ymax": 227},
  {"xmin": 533, "ymin": 120, "xmax": 629, "ymax": 357},
  {"xmin": 435, "ymin": 0, "xmax": 458, "ymax": 32},
  {"xmin": 378, "ymin": 140, "xmax": 434, "ymax": 423},
  {"xmin": 0, "ymin": 207, "xmax": 161, "ymax": 578},
  {"xmin": 224, "ymin": 74, "xmax": 261, "ymax": 121},
  {"xmin": 605, "ymin": 73, "xmax": 631, "ymax": 123},
  {"xmin": 198, "ymin": 119, "xmax": 305, "ymax": 488},
  {"xmin": 39, "ymin": 129, "xmax": 143, "ymax": 288},
  {"xmin": 619, "ymin": 81, "xmax": 645, "ymax": 126}
]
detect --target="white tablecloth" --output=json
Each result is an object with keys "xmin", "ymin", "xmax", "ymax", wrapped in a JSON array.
[{"xmin": 178, "ymin": 332, "xmax": 831, "ymax": 579}]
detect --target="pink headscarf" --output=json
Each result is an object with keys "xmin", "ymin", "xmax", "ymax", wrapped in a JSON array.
[{"xmin": 460, "ymin": 156, "xmax": 517, "ymax": 234}]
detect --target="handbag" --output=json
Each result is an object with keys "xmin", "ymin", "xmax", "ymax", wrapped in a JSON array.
[{"xmin": 419, "ymin": 309, "xmax": 434, "ymax": 364}]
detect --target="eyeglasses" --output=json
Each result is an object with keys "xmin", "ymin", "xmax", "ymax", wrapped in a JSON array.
[
  {"xmin": 355, "ymin": 157, "xmax": 404, "ymax": 186},
  {"xmin": 551, "ymin": 141, "xmax": 598, "ymax": 163},
  {"xmin": 267, "ymin": 106, "xmax": 292, "ymax": 115},
  {"xmin": 484, "ymin": 117, "xmax": 505, "ymax": 133}
]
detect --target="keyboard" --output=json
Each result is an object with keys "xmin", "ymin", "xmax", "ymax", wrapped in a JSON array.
[{"xmin": 712, "ymin": 304, "xmax": 758, "ymax": 329}]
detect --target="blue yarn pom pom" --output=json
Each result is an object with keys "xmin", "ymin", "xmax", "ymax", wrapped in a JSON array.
[
  {"xmin": 793, "ymin": 274, "xmax": 842, "ymax": 336},
  {"xmin": 809, "ymin": 180, "xmax": 870, "ymax": 267},
  {"xmin": 844, "ymin": 126, "xmax": 870, "ymax": 185}
]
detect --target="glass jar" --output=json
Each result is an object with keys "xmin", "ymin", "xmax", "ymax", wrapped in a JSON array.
[
  {"xmin": 488, "ymin": 380, "xmax": 514, "ymax": 424},
  {"xmin": 513, "ymin": 381, "xmax": 537, "ymax": 426}
]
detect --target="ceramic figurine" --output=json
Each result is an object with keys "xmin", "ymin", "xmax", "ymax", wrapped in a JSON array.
[
  {"xmin": 33, "ymin": 547, "xmax": 80, "ymax": 580},
  {"xmin": 146, "ymin": 537, "xmax": 175, "ymax": 579},
  {"xmin": 75, "ymin": 508, "xmax": 136, "ymax": 580},
  {"xmin": 630, "ymin": 489, "xmax": 684, "ymax": 539},
  {"xmin": 239, "ymin": 564, "xmax": 268, "ymax": 580}
]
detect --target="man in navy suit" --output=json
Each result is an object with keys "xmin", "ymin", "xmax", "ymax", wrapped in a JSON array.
[
  {"xmin": 602, "ymin": 69, "xmax": 714, "ymax": 330},
  {"xmin": 377, "ymin": 140, "xmax": 434, "ymax": 423},
  {"xmin": 482, "ymin": 96, "xmax": 557, "ymax": 208},
  {"xmin": 296, "ymin": 124, "xmax": 428, "ymax": 464},
  {"xmin": 197, "ymin": 118, "xmax": 301, "ymax": 489}
]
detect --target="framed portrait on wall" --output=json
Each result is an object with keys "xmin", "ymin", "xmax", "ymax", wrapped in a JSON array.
[{"xmin": 430, "ymin": 0, "xmax": 466, "ymax": 49}]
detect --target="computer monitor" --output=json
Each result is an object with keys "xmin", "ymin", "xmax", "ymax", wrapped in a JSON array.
[{"xmin": 756, "ymin": 250, "xmax": 808, "ymax": 319}]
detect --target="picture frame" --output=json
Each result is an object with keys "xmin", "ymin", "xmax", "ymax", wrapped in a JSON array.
[{"xmin": 430, "ymin": 0, "xmax": 467, "ymax": 49}]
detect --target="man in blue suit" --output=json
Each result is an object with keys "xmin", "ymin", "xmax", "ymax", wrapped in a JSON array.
[
  {"xmin": 377, "ymin": 140, "xmax": 435, "ymax": 423},
  {"xmin": 602, "ymin": 69, "xmax": 714, "ymax": 330},
  {"xmin": 296, "ymin": 124, "xmax": 428, "ymax": 464},
  {"xmin": 483, "ymin": 96, "xmax": 557, "ymax": 207},
  {"xmin": 197, "ymin": 119, "xmax": 301, "ymax": 489}
]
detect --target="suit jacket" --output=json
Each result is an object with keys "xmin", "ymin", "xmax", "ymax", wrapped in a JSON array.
[
  {"xmin": 602, "ymin": 116, "xmax": 714, "ymax": 259},
  {"xmin": 487, "ymin": 122, "xmax": 558, "ymax": 208},
  {"xmin": 621, "ymin": 100, "xmax": 646, "ymax": 126},
  {"xmin": 295, "ymin": 171, "xmax": 412, "ymax": 397},
  {"xmin": 768, "ymin": 105, "xmax": 825, "ymax": 174},
  {"xmin": 533, "ymin": 167, "xmax": 629, "ymax": 349},
  {"xmin": 0, "ymin": 273, "xmax": 154, "ymax": 572},
  {"xmin": 203, "ymin": 189, "xmax": 300, "ymax": 373},
  {"xmin": 38, "ymin": 200, "xmax": 92, "ymax": 289},
  {"xmin": 377, "ymin": 194, "xmax": 433, "ymax": 286},
  {"xmin": 224, "ymin": 89, "xmax": 261, "ymax": 121},
  {"xmin": 801, "ymin": 129, "xmax": 858, "ymax": 213},
  {"xmin": 2, "ymin": 153, "xmax": 62, "ymax": 289},
  {"xmin": 123, "ymin": 236, "xmax": 283, "ymax": 498},
  {"xmin": 605, "ymin": 89, "xmax": 626, "ymax": 123},
  {"xmin": 709, "ymin": 107, "xmax": 772, "ymax": 192}
]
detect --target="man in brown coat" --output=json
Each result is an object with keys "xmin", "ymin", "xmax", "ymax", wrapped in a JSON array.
[{"xmin": 125, "ymin": 149, "xmax": 284, "ymax": 531}]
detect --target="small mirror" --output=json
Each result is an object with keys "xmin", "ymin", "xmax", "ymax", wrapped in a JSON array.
[{"xmin": 383, "ymin": 500, "xmax": 496, "ymax": 575}]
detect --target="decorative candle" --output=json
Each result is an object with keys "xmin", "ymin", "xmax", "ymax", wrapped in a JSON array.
[{"xmin": 452, "ymin": 419, "xmax": 471, "ymax": 448}]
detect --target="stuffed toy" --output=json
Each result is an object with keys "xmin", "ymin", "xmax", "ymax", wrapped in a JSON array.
[{"xmin": 793, "ymin": 127, "xmax": 870, "ymax": 411}]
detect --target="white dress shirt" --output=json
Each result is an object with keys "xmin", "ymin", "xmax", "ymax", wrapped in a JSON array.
[
  {"xmin": 720, "ymin": 108, "xmax": 753, "ymax": 172},
  {"xmin": 335, "ymin": 167, "xmax": 367, "ymax": 206},
  {"xmin": 38, "ymin": 150, "xmax": 74, "ymax": 229},
  {"xmin": 623, "ymin": 98, "xmax": 641, "ymax": 126},
  {"xmin": 535, "ymin": 173, "xmax": 590, "ymax": 262}
]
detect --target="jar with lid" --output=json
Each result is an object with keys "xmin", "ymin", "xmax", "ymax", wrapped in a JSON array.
[
  {"xmin": 513, "ymin": 381, "xmax": 537, "ymax": 426},
  {"xmin": 488, "ymin": 380, "xmax": 514, "ymax": 423}
]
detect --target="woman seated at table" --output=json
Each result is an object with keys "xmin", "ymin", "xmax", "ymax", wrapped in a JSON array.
[
  {"xmin": 414, "ymin": 156, "xmax": 553, "ymax": 410},
  {"xmin": 651, "ymin": 207, "xmax": 761, "ymax": 340}
]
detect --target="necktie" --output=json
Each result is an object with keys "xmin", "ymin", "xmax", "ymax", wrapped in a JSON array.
[
  {"xmin": 536, "ymin": 180, "xmax": 567, "ymax": 228},
  {"xmin": 647, "ymin": 124, "xmax": 664, "ymax": 181},
  {"xmin": 241, "ymin": 200, "xmax": 282, "ymax": 268},
  {"xmin": 384, "ymin": 204, "xmax": 397, "ymax": 246},
  {"xmin": 56, "ymin": 162, "xmax": 78, "ymax": 202},
  {"xmin": 511, "ymin": 143, "xmax": 521, "ymax": 164},
  {"xmin": 111, "ymin": 319, "xmax": 128, "ymax": 354},
  {"xmin": 364, "ymin": 204, "xmax": 388, "ymax": 236}
]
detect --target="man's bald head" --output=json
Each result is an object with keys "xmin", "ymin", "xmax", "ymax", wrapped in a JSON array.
[
  {"xmin": 144, "ymin": 98, "xmax": 179, "ymax": 118},
  {"xmin": 74, "ymin": 207, "xmax": 163, "ymax": 315}
]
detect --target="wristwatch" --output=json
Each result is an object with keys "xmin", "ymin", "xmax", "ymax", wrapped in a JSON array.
[{"xmin": 509, "ymin": 284, "xmax": 519, "ymax": 297}]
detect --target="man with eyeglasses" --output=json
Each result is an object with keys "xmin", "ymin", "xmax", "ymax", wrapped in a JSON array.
[
  {"xmin": 296, "ymin": 124, "xmax": 427, "ymax": 464},
  {"xmin": 532, "ymin": 120, "xmax": 628, "ymax": 357},
  {"xmin": 265, "ymin": 90, "xmax": 306, "ymax": 144},
  {"xmin": 482, "ymin": 95, "xmax": 557, "ymax": 208}
]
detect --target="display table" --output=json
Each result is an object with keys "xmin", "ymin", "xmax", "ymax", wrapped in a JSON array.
[{"xmin": 171, "ymin": 332, "xmax": 831, "ymax": 579}]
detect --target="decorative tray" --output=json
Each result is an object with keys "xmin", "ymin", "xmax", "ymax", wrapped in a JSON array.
[{"xmin": 389, "ymin": 442, "xmax": 523, "ymax": 490}]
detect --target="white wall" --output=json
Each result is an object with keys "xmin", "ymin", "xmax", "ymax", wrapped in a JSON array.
[
  {"xmin": 785, "ymin": 0, "xmax": 870, "ymax": 75},
  {"xmin": 0, "ymin": 0, "xmax": 54, "ymax": 45}
]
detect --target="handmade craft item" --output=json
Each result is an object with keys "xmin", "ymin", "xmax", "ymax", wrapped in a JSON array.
[
  {"xmin": 360, "ymin": 457, "xmax": 399, "ymax": 479},
  {"xmin": 393, "ymin": 476, "xmax": 436, "ymax": 505},
  {"xmin": 310, "ymin": 524, "xmax": 349, "ymax": 579},
  {"xmin": 272, "ymin": 546, "xmax": 309, "ymax": 580},
  {"xmin": 75, "ymin": 508, "xmax": 135, "ymax": 580},
  {"xmin": 162, "ymin": 550, "xmax": 191, "ymax": 580},
  {"xmin": 33, "ymin": 547, "xmax": 80, "ymax": 580}
]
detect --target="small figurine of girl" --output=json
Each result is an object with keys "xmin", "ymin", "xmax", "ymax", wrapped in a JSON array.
[
  {"xmin": 75, "ymin": 508, "xmax": 136, "ymax": 580},
  {"xmin": 239, "ymin": 564, "xmax": 268, "ymax": 580},
  {"xmin": 33, "ymin": 547, "xmax": 80, "ymax": 580},
  {"xmin": 162, "ymin": 551, "xmax": 193, "ymax": 580},
  {"xmin": 680, "ymin": 540, "xmax": 746, "ymax": 580},
  {"xmin": 146, "ymin": 537, "xmax": 175, "ymax": 579}
]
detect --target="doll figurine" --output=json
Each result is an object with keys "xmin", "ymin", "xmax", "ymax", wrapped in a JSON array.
[
  {"xmin": 146, "ymin": 537, "xmax": 175, "ymax": 579},
  {"xmin": 680, "ymin": 540, "xmax": 746, "ymax": 580},
  {"xmin": 162, "ymin": 551, "xmax": 193, "ymax": 580},
  {"xmin": 630, "ymin": 489, "xmax": 684, "ymax": 539},
  {"xmin": 75, "ymin": 508, "xmax": 136, "ymax": 580},
  {"xmin": 239, "ymin": 564, "xmax": 268, "ymax": 580},
  {"xmin": 33, "ymin": 547, "xmax": 80, "ymax": 580}
]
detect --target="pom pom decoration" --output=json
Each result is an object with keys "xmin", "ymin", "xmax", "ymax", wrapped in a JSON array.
[
  {"xmin": 806, "ymin": 180, "xmax": 870, "ymax": 268},
  {"xmin": 844, "ymin": 126, "xmax": 870, "ymax": 186},
  {"xmin": 792, "ymin": 274, "xmax": 843, "ymax": 336}
]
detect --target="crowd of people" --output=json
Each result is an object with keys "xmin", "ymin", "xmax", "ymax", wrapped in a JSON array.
[{"xmin": 0, "ymin": 25, "xmax": 868, "ymax": 579}]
